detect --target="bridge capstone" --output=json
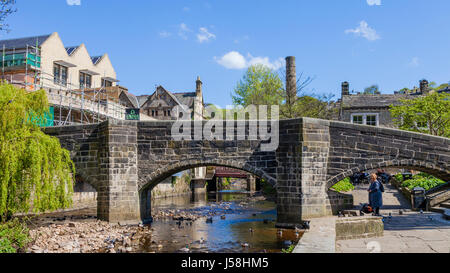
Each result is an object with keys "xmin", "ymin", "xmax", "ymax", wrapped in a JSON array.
[{"xmin": 44, "ymin": 118, "xmax": 450, "ymax": 227}]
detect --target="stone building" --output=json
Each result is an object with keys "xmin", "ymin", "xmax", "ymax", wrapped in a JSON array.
[
  {"xmin": 338, "ymin": 80, "xmax": 449, "ymax": 128},
  {"xmin": 136, "ymin": 77, "xmax": 204, "ymax": 121}
]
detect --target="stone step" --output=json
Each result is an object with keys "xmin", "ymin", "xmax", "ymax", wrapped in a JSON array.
[
  {"xmin": 430, "ymin": 207, "xmax": 445, "ymax": 214},
  {"xmin": 440, "ymin": 202, "xmax": 450, "ymax": 209},
  {"xmin": 430, "ymin": 207, "xmax": 450, "ymax": 220}
]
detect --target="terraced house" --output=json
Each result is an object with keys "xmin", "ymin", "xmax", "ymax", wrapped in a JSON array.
[
  {"xmin": 0, "ymin": 32, "xmax": 145, "ymax": 125},
  {"xmin": 338, "ymin": 80, "xmax": 450, "ymax": 128}
]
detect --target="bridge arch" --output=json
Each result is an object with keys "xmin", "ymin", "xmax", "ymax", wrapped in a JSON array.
[
  {"xmin": 138, "ymin": 158, "xmax": 276, "ymax": 192},
  {"xmin": 326, "ymin": 159, "xmax": 450, "ymax": 189}
]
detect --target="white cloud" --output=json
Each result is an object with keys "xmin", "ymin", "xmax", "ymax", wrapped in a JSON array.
[
  {"xmin": 159, "ymin": 31, "xmax": 171, "ymax": 38},
  {"xmin": 197, "ymin": 27, "xmax": 216, "ymax": 43},
  {"xmin": 178, "ymin": 23, "xmax": 191, "ymax": 40},
  {"xmin": 66, "ymin": 0, "xmax": 81, "ymax": 5},
  {"xmin": 408, "ymin": 57, "xmax": 420, "ymax": 68},
  {"xmin": 215, "ymin": 51, "xmax": 247, "ymax": 69},
  {"xmin": 183, "ymin": 7, "xmax": 190, "ymax": 12},
  {"xmin": 215, "ymin": 51, "xmax": 284, "ymax": 70},
  {"xmin": 345, "ymin": 21, "xmax": 380, "ymax": 41},
  {"xmin": 366, "ymin": 0, "xmax": 381, "ymax": 6}
]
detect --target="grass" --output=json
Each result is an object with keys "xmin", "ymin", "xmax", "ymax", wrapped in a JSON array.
[{"xmin": 0, "ymin": 218, "xmax": 31, "ymax": 253}]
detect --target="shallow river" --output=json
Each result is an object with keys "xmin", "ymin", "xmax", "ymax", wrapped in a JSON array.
[{"xmin": 147, "ymin": 191, "xmax": 303, "ymax": 253}]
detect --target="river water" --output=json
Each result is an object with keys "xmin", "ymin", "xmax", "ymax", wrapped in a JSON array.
[
  {"xmin": 29, "ymin": 191, "xmax": 303, "ymax": 253},
  {"xmin": 146, "ymin": 191, "xmax": 303, "ymax": 253}
]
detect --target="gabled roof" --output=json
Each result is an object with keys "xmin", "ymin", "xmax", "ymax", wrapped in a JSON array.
[
  {"xmin": 0, "ymin": 34, "xmax": 51, "ymax": 50},
  {"xmin": 119, "ymin": 91, "xmax": 139, "ymax": 108},
  {"xmin": 136, "ymin": 86, "xmax": 199, "ymax": 110}
]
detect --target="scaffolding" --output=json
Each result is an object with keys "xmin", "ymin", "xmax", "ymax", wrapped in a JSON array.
[{"xmin": 1, "ymin": 42, "xmax": 126, "ymax": 126}]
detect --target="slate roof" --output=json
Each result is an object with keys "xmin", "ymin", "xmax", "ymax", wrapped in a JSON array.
[
  {"xmin": 341, "ymin": 94, "xmax": 412, "ymax": 109},
  {"xmin": 173, "ymin": 92, "xmax": 196, "ymax": 108},
  {"xmin": 120, "ymin": 92, "xmax": 139, "ymax": 108},
  {"xmin": 137, "ymin": 95, "xmax": 150, "ymax": 108},
  {"xmin": 0, "ymin": 34, "xmax": 51, "ymax": 50}
]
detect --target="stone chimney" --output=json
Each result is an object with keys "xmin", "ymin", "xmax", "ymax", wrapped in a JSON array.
[
  {"xmin": 285, "ymin": 56, "xmax": 297, "ymax": 104},
  {"xmin": 196, "ymin": 76, "xmax": 202, "ymax": 97},
  {"xmin": 420, "ymin": 79, "xmax": 429, "ymax": 94},
  {"xmin": 341, "ymin": 81, "xmax": 350, "ymax": 96}
]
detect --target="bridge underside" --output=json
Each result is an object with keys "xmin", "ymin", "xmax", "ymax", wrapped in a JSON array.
[{"xmin": 44, "ymin": 118, "xmax": 450, "ymax": 227}]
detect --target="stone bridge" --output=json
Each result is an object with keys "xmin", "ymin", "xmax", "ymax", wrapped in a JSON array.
[{"xmin": 44, "ymin": 118, "xmax": 450, "ymax": 227}]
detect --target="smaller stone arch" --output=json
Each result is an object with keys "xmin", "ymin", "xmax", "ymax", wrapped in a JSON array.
[{"xmin": 326, "ymin": 159, "xmax": 450, "ymax": 189}]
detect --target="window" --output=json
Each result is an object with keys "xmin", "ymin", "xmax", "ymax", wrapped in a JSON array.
[
  {"xmin": 53, "ymin": 63, "xmax": 68, "ymax": 86},
  {"xmin": 167, "ymin": 110, "xmax": 171, "ymax": 117},
  {"xmin": 79, "ymin": 72, "xmax": 92, "ymax": 89},
  {"xmin": 102, "ymin": 79, "xmax": 113, "ymax": 87},
  {"xmin": 366, "ymin": 115, "xmax": 377, "ymax": 126},
  {"xmin": 351, "ymin": 113, "xmax": 379, "ymax": 126},
  {"xmin": 352, "ymin": 115, "xmax": 363, "ymax": 125},
  {"xmin": 61, "ymin": 66, "xmax": 67, "ymax": 86}
]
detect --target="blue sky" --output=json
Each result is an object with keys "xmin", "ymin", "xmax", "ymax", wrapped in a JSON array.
[{"xmin": 3, "ymin": 0, "xmax": 450, "ymax": 106}]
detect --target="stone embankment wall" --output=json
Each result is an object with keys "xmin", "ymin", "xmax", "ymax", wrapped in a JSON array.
[
  {"xmin": 72, "ymin": 192, "xmax": 97, "ymax": 209},
  {"xmin": 151, "ymin": 176, "xmax": 191, "ymax": 199}
]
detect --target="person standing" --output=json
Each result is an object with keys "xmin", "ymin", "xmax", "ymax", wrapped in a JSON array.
[{"xmin": 368, "ymin": 173, "xmax": 384, "ymax": 216}]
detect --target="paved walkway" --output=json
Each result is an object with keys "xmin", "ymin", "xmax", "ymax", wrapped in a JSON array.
[
  {"xmin": 293, "ymin": 217, "xmax": 336, "ymax": 253},
  {"xmin": 336, "ymin": 183, "xmax": 450, "ymax": 253}
]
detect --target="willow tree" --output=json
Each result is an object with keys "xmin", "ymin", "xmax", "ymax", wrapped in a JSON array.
[{"xmin": 0, "ymin": 83, "xmax": 74, "ymax": 221}]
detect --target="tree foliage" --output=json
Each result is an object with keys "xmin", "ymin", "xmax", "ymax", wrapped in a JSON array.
[
  {"xmin": 0, "ymin": 83, "xmax": 74, "ymax": 221},
  {"xmin": 363, "ymin": 84, "xmax": 381, "ymax": 95},
  {"xmin": 390, "ymin": 92, "xmax": 450, "ymax": 137},
  {"xmin": 231, "ymin": 64, "xmax": 337, "ymax": 119},
  {"xmin": 0, "ymin": 0, "xmax": 16, "ymax": 32},
  {"xmin": 232, "ymin": 64, "xmax": 284, "ymax": 107}
]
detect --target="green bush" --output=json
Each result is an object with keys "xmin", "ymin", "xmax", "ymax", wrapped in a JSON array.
[
  {"xmin": 331, "ymin": 178, "xmax": 355, "ymax": 193},
  {"xmin": 282, "ymin": 244, "xmax": 295, "ymax": 253},
  {"xmin": 0, "ymin": 219, "xmax": 31, "ymax": 253},
  {"xmin": 393, "ymin": 173, "xmax": 404, "ymax": 183},
  {"xmin": 401, "ymin": 177, "xmax": 445, "ymax": 191}
]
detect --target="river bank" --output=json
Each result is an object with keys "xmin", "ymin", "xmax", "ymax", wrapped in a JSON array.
[{"xmin": 25, "ymin": 192, "xmax": 299, "ymax": 253}]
